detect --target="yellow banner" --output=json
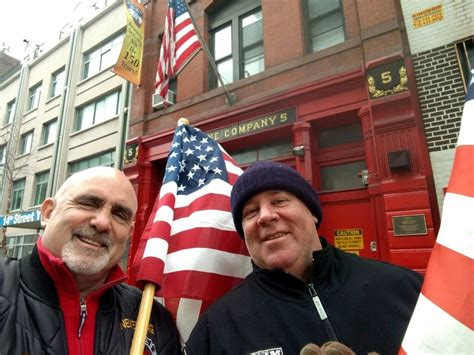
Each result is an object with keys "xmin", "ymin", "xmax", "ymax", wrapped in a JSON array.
[{"xmin": 113, "ymin": 0, "xmax": 145, "ymax": 85}]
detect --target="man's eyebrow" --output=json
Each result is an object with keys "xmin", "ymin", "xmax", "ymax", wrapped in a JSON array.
[
  {"xmin": 112, "ymin": 204, "xmax": 134, "ymax": 220},
  {"xmin": 73, "ymin": 194, "xmax": 104, "ymax": 205},
  {"xmin": 72, "ymin": 194, "xmax": 133, "ymax": 219}
]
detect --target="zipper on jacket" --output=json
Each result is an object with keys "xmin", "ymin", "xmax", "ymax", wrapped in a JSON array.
[
  {"xmin": 307, "ymin": 283, "xmax": 338, "ymax": 341},
  {"xmin": 307, "ymin": 283, "xmax": 328, "ymax": 320},
  {"xmin": 78, "ymin": 298, "xmax": 88, "ymax": 338}
]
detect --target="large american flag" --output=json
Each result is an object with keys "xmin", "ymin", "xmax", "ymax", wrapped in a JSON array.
[
  {"xmin": 131, "ymin": 121, "xmax": 252, "ymax": 342},
  {"xmin": 155, "ymin": 0, "xmax": 201, "ymax": 99},
  {"xmin": 400, "ymin": 72, "xmax": 474, "ymax": 353}
]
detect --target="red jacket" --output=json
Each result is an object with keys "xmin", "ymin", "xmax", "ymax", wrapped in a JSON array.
[{"xmin": 0, "ymin": 239, "xmax": 181, "ymax": 354}]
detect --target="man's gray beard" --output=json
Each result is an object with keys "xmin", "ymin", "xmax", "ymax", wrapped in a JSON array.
[{"xmin": 62, "ymin": 239, "xmax": 110, "ymax": 275}]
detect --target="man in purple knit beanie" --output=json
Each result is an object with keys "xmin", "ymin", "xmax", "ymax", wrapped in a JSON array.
[{"xmin": 185, "ymin": 160, "xmax": 422, "ymax": 355}]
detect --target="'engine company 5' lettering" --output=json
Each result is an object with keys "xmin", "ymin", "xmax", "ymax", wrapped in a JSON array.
[{"xmin": 208, "ymin": 108, "xmax": 295, "ymax": 142}]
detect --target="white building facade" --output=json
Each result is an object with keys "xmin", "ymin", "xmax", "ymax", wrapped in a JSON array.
[
  {"xmin": 400, "ymin": 0, "xmax": 473, "ymax": 213},
  {"xmin": 0, "ymin": 1, "xmax": 131, "ymax": 259}
]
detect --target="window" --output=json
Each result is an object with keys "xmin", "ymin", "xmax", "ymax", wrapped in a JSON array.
[
  {"xmin": 0, "ymin": 144, "xmax": 6, "ymax": 164},
  {"xmin": 318, "ymin": 122, "xmax": 362, "ymax": 148},
  {"xmin": 50, "ymin": 67, "xmax": 66, "ymax": 97},
  {"xmin": 304, "ymin": 0, "xmax": 345, "ymax": 53},
  {"xmin": 7, "ymin": 234, "xmax": 38, "ymax": 258},
  {"xmin": 231, "ymin": 140, "xmax": 292, "ymax": 165},
  {"xmin": 11, "ymin": 178, "xmax": 26, "ymax": 210},
  {"xmin": 209, "ymin": 2, "xmax": 264, "ymax": 88},
  {"xmin": 315, "ymin": 121, "xmax": 366, "ymax": 191},
  {"xmin": 28, "ymin": 82, "xmax": 42, "ymax": 111},
  {"xmin": 83, "ymin": 34, "xmax": 124, "ymax": 79},
  {"xmin": 69, "ymin": 150, "xmax": 115, "ymax": 174},
  {"xmin": 4, "ymin": 99, "xmax": 16, "ymax": 125},
  {"xmin": 320, "ymin": 160, "xmax": 367, "ymax": 190},
  {"xmin": 455, "ymin": 37, "xmax": 474, "ymax": 92},
  {"xmin": 75, "ymin": 91, "xmax": 120, "ymax": 132},
  {"xmin": 33, "ymin": 171, "xmax": 50, "ymax": 206},
  {"xmin": 41, "ymin": 119, "xmax": 57, "ymax": 145},
  {"xmin": 19, "ymin": 131, "xmax": 34, "ymax": 155}
]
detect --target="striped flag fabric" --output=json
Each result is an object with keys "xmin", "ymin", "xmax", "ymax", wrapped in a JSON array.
[
  {"xmin": 131, "ymin": 120, "xmax": 252, "ymax": 342},
  {"xmin": 155, "ymin": 0, "xmax": 201, "ymax": 99},
  {"xmin": 400, "ymin": 72, "xmax": 474, "ymax": 354}
]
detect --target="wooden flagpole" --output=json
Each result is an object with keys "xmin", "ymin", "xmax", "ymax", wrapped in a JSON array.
[
  {"xmin": 130, "ymin": 283, "xmax": 156, "ymax": 355},
  {"xmin": 129, "ymin": 118, "xmax": 189, "ymax": 355},
  {"xmin": 183, "ymin": 1, "xmax": 236, "ymax": 105}
]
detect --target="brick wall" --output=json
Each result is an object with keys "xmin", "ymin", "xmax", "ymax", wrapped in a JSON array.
[{"xmin": 413, "ymin": 43, "xmax": 466, "ymax": 152}]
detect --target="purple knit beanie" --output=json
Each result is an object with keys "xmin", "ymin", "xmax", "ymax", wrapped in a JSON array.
[{"xmin": 231, "ymin": 160, "xmax": 323, "ymax": 238}]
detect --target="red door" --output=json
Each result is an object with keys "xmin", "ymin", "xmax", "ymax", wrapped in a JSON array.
[
  {"xmin": 312, "ymin": 119, "xmax": 380, "ymax": 259},
  {"xmin": 318, "ymin": 189, "xmax": 379, "ymax": 259}
]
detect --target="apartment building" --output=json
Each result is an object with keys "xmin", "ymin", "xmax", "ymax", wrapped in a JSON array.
[{"xmin": 0, "ymin": 0, "xmax": 130, "ymax": 260}]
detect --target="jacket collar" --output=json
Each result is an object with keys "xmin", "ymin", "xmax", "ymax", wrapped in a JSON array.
[
  {"xmin": 19, "ymin": 238, "xmax": 127, "ymax": 306},
  {"xmin": 19, "ymin": 243, "xmax": 60, "ymax": 307},
  {"xmin": 251, "ymin": 237, "xmax": 351, "ymax": 300}
]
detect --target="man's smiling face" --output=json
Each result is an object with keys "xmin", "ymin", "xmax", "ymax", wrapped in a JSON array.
[
  {"xmin": 40, "ymin": 168, "xmax": 137, "ymax": 277},
  {"xmin": 241, "ymin": 190, "xmax": 321, "ymax": 281}
]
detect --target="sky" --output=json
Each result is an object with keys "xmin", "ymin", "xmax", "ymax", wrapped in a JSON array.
[{"xmin": 0, "ymin": 0, "xmax": 98, "ymax": 60}]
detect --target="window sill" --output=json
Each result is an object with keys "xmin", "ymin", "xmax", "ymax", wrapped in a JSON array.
[
  {"xmin": 70, "ymin": 115, "xmax": 119, "ymax": 137},
  {"xmin": 24, "ymin": 107, "xmax": 39, "ymax": 115},
  {"xmin": 77, "ymin": 64, "xmax": 116, "ymax": 87},
  {"xmin": 37, "ymin": 142, "xmax": 54, "ymax": 150},
  {"xmin": 45, "ymin": 95, "xmax": 61, "ymax": 104},
  {"xmin": 16, "ymin": 152, "xmax": 31, "ymax": 159}
]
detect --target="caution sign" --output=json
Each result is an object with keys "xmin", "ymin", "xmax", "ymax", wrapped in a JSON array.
[
  {"xmin": 412, "ymin": 5, "xmax": 443, "ymax": 29},
  {"xmin": 334, "ymin": 229, "xmax": 364, "ymax": 250}
]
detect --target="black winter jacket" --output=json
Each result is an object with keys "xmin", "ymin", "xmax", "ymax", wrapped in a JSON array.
[
  {"xmin": 0, "ymin": 247, "xmax": 181, "ymax": 355},
  {"xmin": 185, "ymin": 238, "xmax": 422, "ymax": 355}
]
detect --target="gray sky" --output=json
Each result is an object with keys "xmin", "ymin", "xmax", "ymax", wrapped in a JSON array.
[{"xmin": 0, "ymin": 0, "xmax": 101, "ymax": 60}]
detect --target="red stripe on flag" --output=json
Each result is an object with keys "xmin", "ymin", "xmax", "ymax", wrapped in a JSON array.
[
  {"xmin": 159, "ymin": 271, "xmax": 246, "ymax": 300},
  {"xmin": 175, "ymin": 42, "xmax": 201, "ymax": 69},
  {"xmin": 447, "ymin": 145, "xmax": 474, "ymax": 197},
  {"xmin": 168, "ymin": 228, "xmax": 247, "ymax": 254},
  {"xmin": 175, "ymin": 16, "xmax": 193, "ymax": 33},
  {"xmin": 174, "ymin": 194, "xmax": 232, "ymax": 219},
  {"xmin": 176, "ymin": 30, "xmax": 196, "ymax": 48},
  {"xmin": 163, "ymin": 297, "xmax": 180, "ymax": 324},
  {"xmin": 421, "ymin": 243, "xmax": 473, "ymax": 329}
]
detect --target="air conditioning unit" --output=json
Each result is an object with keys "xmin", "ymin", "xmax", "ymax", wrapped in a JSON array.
[{"xmin": 152, "ymin": 90, "xmax": 176, "ymax": 108}]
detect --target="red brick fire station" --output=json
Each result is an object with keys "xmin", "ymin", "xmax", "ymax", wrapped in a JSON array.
[{"xmin": 123, "ymin": 0, "xmax": 439, "ymax": 275}]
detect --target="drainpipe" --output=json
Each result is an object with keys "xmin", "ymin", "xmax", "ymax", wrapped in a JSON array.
[
  {"xmin": 117, "ymin": 81, "xmax": 132, "ymax": 170},
  {"xmin": 48, "ymin": 27, "xmax": 79, "ymax": 196}
]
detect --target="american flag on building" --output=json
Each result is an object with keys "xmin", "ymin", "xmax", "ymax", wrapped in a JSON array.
[
  {"xmin": 155, "ymin": 0, "xmax": 202, "ymax": 99},
  {"xmin": 400, "ymin": 72, "xmax": 474, "ymax": 354},
  {"xmin": 131, "ymin": 120, "xmax": 251, "ymax": 342}
]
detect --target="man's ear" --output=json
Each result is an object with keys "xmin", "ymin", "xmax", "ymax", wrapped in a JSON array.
[
  {"xmin": 40, "ymin": 198, "xmax": 56, "ymax": 228},
  {"xmin": 128, "ymin": 219, "xmax": 135, "ymax": 238}
]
